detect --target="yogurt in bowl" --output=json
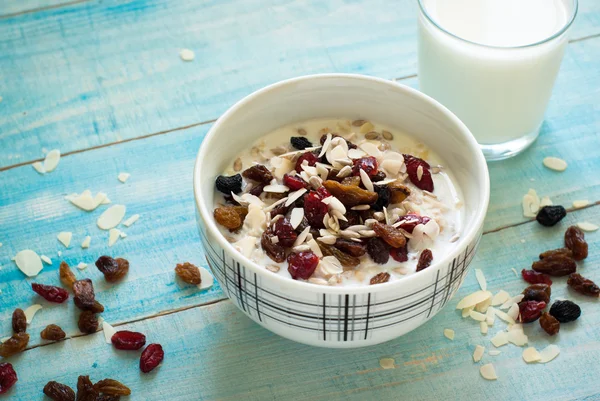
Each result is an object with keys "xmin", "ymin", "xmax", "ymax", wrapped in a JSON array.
[{"xmin": 194, "ymin": 74, "xmax": 489, "ymax": 348}]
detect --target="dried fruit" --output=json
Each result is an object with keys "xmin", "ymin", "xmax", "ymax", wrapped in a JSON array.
[
  {"xmin": 111, "ymin": 330, "xmax": 146, "ymax": 350},
  {"xmin": 295, "ymin": 152, "xmax": 319, "ymax": 173},
  {"xmin": 521, "ymin": 269, "xmax": 553, "ymax": 285},
  {"xmin": 536, "ymin": 205, "xmax": 566, "ymax": 226},
  {"xmin": 564, "ymin": 225, "xmax": 588, "ymax": 261},
  {"xmin": 318, "ymin": 243, "xmax": 360, "ymax": 267},
  {"xmin": 78, "ymin": 311, "xmax": 99, "ymax": 334},
  {"xmin": 76, "ymin": 375, "xmax": 98, "ymax": 401},
  {"xmin": 567, "ymin": 273, "xmax": 600, "ymax": 297},
  {"xmin": 549, "ymin": 300, "xmax": 581, "ymax": 323},
  {"xmin": 32, "ymin": 283, "xmax": 69, "ymax": 303},
  {"xmin": 340, "ymin": 176, "xmax": 361, "ymax": 186},
  {"xmin": 96, "ymin": 395, "xmax": 120, "ymax": 401},
  {"xmin": 366, "ymin": 238, "xmax": 390, "ymax": 264},
  {"xmin": 390, "ymin": 245, "xmax": 408, "ymax": 262},
  {"xmin": 94, "ymin": 379, "xmax": 131, "ymax": 396},
  {"xmin": 334, "ymin": 239, "xmax": 366, "ymax": 257},
  {"xmin": 290, "ymin": 136, "xmax": 312, "ymax": 150},
  {"xmin": 213, "ymin": 206, "xmax": 248, "ymax": 230},
  {"xmin": 0, "ymin": 363, "xmax": 17, "ymax": 395},
  {"xmin": 338, "ymin": 210, "xmax": 361, "ymax": 230},
  {"xmin": 287, "ymin": 251, "xmax": 319, "ymax": 280},
  {"xmin": 539, "ymin": 247, "xmax": 573, "ymax": 259},
  {"xmin": 395, "ymin": 213, "xmax": 431, "ymax": 233},
  {"xmin": 40, "ymin": 324, "xmax": 66, "ymax": 341},
  {"xmin": 522, "ymin": 284, "xmax": 551, "ymax": 303},
  {"xmin": 539, "ymin": 312, "xmax": 560, "ymax": 336},
  {"xmin": 73, "ymin": 279, "xmax": 96, "ymax": 310},
  {"xmin": 352, "ymin": 156, "xmax": 378, "ymax": 177},
  {"xmin": 371, "ymin": 171, "xmax": 386, "ymax": 182},
  {"xmin": 12, "ymin": 308, "xmax": 26, "ymax": 334},
  {"xmin": 59, "ymin": 261, "xmax": 77, "ymax": 289},
  {"xmin": 283, "ymin": 174, "xmax": 307, "ymax": 191},
  {"xmin": 140, "ymin": 343, "xmax": 164, "ymax": 373},
  {"xmin": 371, "ymin": 185, "xmax": 390, "ymax": 211},
  {"xmin": 215, "ymin": 174, "xmax": 243, "ymax": 194},
  {"xmin": 242, "ymin": 164, "xmax": 273, "ymax": 184},
  {"xmin": 303, "ymin": 188, "xmax": 330, "ymax": 228},
  {"xmin": 372, "ymin": 222, "xmax": 406, "ymax": 248},
  {"xmin": 416, "ymin": 249, "xmax": 433, "ymax": 272},
  {"xmin": 249, "ymin": 183, "xmax": 265, "ymax": 197},
  {"xmin": 322, "ymin": 180, "xmax": 377, "ymax": 208},
  {"xmin": 517, "ymin": 301, "xmax": 546, "ymax": 323},
  {"xmin": 0, "ymin": 333, "xmax": 29, "ymax": 357},
  {"xmin": 43, "ymin": 381, "xmax": 75, "ymax": 401},
  {"xmin": 273, "ymin": 218, "xmax": 298, "ymax": 247},
  {"xmin": 174, "ymin": 262, "xmax": 202, "ymax": 285},
  {"xmin": 532, "ymin": 250, "xmax": 576, "ymax": 276},
  {"xmin": 404, "ymin": 154, "xmax": 434, "ymax": 192},
  {"xmin": 88, "ymin": 300, "xmax": 105, "ymax": 313},
  {"xmin": 388, "ymin": 181, "xmax": 411, "ymax": 203},
  {"xmin": 370, "ymin": 272, "xmax": 390, "ymax": 285},
  {"xmin": 261, "ymin": 230, "xmax": 285, "ymax": 263},
  {"xmin": 95, "ymin": 256, "xmax": 130, "ymax": 282}
]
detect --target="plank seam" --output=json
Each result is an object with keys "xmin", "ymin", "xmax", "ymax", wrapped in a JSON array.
[{"xmin": 0, "ymin": 0, "xmax": 91, "ymax": 19}]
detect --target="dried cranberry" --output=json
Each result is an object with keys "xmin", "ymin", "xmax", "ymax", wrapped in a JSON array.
[
  {"xmin": 517, "ymin": 300, "xmax": 547, "ymax": 323},
  {"xmin": 287, "ymin": 251, "xmax": 319, "ymax": 280},
  {"xmin": 395, "ymin": 213, "xmax": 431, "ymax": 233},
  {"xmin": 352, "ymin": 156, "xmax": 378, "ymax": 177},
  {"xmin": 0, "ymin": 363, "xmax": 17, "ymax": 395},
  {"xmin": 366, "ymin": 238, "xmax": 390, "ymax": 264},
  {"xmin": 521, "ymin": 269, "xmax": 553, "ymax": 285},
  {"xmin": 215, "ymin": 174, "xmax": 242, "ymax": 194},
  {"xmin": 283, "ymin": 174, "xmax": 307, "ymax": 191},
  {"xmin": 303, "ymin": 189, "xmax": 330, "ymax": 228},
  {"xmin": 295, "ymin": 152, "xmax": 318, "ymax": 173},
  {"xmin": 31, "ymin": 283, "xmax": 69, "ymax": 303},
  {"xmin": 404, "ymin": 154, "xmax": 434, "ymax": 192},
  {"xmin": 290, "ymin": 137, "xmax": 312, "ymax": 150},
  {"xmin": 140, "ymin": 343, "xmax": 164, "ymax": 373},
  {"xmin": 390, "ymin": 245, "xmax": 408, "ymax": 262},
  {"xmin": 273, "ymin": 218, "xmax": 298, "ymax": 247},
  {"xmin": 111, "ymin": 330, "xmax": 146, "ymax": 350}
]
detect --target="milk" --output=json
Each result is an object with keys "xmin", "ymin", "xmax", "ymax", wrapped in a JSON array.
[{"xmin": 418, "ymin": 0, "xmax": 571, "ymax": 150}]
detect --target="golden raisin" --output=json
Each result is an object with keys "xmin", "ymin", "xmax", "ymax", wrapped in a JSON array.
[
  {"xmin": 416, "ymin": 249, "xmax": 433, "ymax": 272},
  {"xmin": 95, "ymin": 256, "xmax": 129, "ymax": 283},
  {"xmin": 318, "ymin": 243, "xmax": 360, "ymax": 268},
  {"xmin": 40, "ymin": 324, "xmax": 66, "ymax": 341},
  {"xmin": 88, "ymin": 300, "xmax": 105, "ymax": 313},
  {"xmin": 564, "ymin": 226, "xmax": 588, "ymax": 261},
  {"xmin": 522, "ymin": 284, "xmax": 551, "ymax": 303},
  {"xmin": 340, "ymin": 176, "xmax": 361, "ymax": 187},
  {"xmin": 388, "ymin": 181, "xmax": 411, "ymax": 203},
  {"xmin": 242, "ymin": 164, "xmax": 273, "ymax": 184},
  {"xmin": 370, "ymin": 272, "xmax": 390, "ymax": 285},
  {"xmin": 539, "ymin": 312, "xmax": 560, "ymax": 336},
  {"xmin": 372, "ymin": 222, "xmax": 407, "ymax": 248},
  {"xmin": 93, "ymin": 379, "xmax": 131, "ymax": 396},
  {"xmin": 77, "ymin": 376, "xmax": 98, "ymax": 401},
  {"xmin": 567, "ymin": 273, "xmax": 600, "ymax": 297},
  {"xmin": 12, "ymin": 308, "xmax": 26, "ymax": 334},
  {"xmin": 532, "ymin": 250, "xmax": 576, "ymax": 276},
  {"xmin": 78, "ymin": 311, "xmax": 98, "ymax": 334},
  {"xmin": 322, "ymin": 180, "xmax": 378, "ymax": 207},
  {"xmin": 174, "ymin": 262, "xmax": 202, "ymax": 285},
  {"xmin": 213, "ymin": 206, "xmax": 248, "ymax": 230},
  {"xmin": 59, "ymin": 261, "xmax": 77, "ymax": 289},
  {"xmin": 0, "ymin": 332, "xmax": 29, "ymax": 357}
]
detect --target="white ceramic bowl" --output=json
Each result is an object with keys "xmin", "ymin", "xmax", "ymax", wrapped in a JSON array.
[{"xmin": 194, "ymin": 74, "xmax": 489, "ymax": 348}]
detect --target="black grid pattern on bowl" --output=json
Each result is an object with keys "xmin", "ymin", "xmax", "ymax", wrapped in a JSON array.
[{"xmin": 200, "ymin": 227, "xmax": 479, "ymax": 342}]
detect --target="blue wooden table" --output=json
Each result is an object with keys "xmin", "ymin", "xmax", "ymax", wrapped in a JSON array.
[{"xmin": 1, "ymin": 0, "xmax": 599, "ymax": 399}]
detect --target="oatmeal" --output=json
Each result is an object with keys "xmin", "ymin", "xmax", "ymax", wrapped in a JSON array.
[{"xmin": 212, "ymin": 118, "xmax": 464, "ymax": 286}]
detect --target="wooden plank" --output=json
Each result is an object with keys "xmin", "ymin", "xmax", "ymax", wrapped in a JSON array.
[
  {"xmin": 1, "ymin": 0, "xmax": 600, "ymax": 168},
  {"xmin": 5, "ymin": 205, "xmax": 600, "ymax": 400},
  {"xmin": 0, "ymin": 0, "xmax": 85, "ymax": 18}
]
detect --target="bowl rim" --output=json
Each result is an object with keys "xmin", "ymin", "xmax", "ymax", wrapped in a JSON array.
[{"xmin": 193, "ymin": 73, "xmax": 490, "ymax": 295}]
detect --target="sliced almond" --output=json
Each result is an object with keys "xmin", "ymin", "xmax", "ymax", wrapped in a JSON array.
[
  {"xmin": 572, "ymin": 200, "xmax": 589, "ymax": 209},
  {"xmin": 462, "ymin": 306, "xmax": 474, "ymax": 318},
  {"xmin": 108, "ymin": 229, "xmax": 121, "ymax": 247},
  {"xmin": 507, "ymin": 303, "xmax": 520, "ymax": 321},
  {"xmin": 474, "ymin": 269, "xmax": 487, "ymax": 291},
  {"xmin": 522, "ymin": 347, "xmax": 542, "ymax": 363},
  {"xmin": 81, "ymin": 236, "xmax": 91, "ymax": 249},
  {"xmin": 102, "ymin": 321, "xmax": 117, "ymax": 344},
  {"xmin": 542, "ymin": 157, "xmax": 568, "ymax": 172},
  {"xmin": 285, "ymin": 188, "xmax": 307, "ymax": 207},
  {"xmin": 480, "ymin": 363, "xmax": 497, "ymax": 380},
  {"xmin": 538, "ymin": 344, "xmax": 560, "ymax": 363},
  {"xmin": 97, "ymin": 205, "xmax": 127, "ymax": 230},
  {"xmin": 456, "ymin": 290, "xmax": 492, "ymax": 310},
  {"xmin": 507, "ymin": 330, "xmax": 528, "ymax": 346},
  {"xmin": 379, "ymin": 357, "xmax": 395, "ymax": 370},
  {"xmin": 490, "ymin": 331, "xmax": 508, "ymax": 347},
  {"xmin": 480, "ymin": 321, "xmax": 488, "ymax": 334},
  {"xmin": 14, "ymin": 250, "xmax": 44, "ymax": 277},
  {"xmin": 40, "ymin": 255, "xmax": 52, "ymax": 265},
  {"xmin": 290, "ymin": 208, "xmax": 304, "ymax": 229},
  {"xmin": 577, "ymin": 222, "xmax": 598, "ymax": 232},
  {"xmin": 443, "ymin": 328, "xmax": 455, "ymax": 340},
  {"xmin": 491, "ymin": 290, "xmax": 510, "ymax": 306},
  {"xmin": 488, "ymin": 350, "xmax": 501, "ymax": 356},
  {"xmin": 473, "ymin": 345, "xmax": 485, "ymax": 362},
  {"xmin": 117, "ymin": 172, "xmax": 130, "ymax": 183},
  {"xmin": 469, "ymin": 310, "xmax": 486, "ymax": 322},
  {"xmin": 24, "ymin": 304, "xmax": 43, "ymax": 324},
  {"xmin": 43, "ymin": 149, "xmax": 61, "ymax": 172},
  {"xmin": 197, "ymin": 266, "xmax": 214, "ymax": 290},
  {"xmin": 32, "ymin": 161, "xmax": 45, "ymax": 174},
  {"xmin": 57, "ymin": 232, "xmax": 72, "ymax": 248}
]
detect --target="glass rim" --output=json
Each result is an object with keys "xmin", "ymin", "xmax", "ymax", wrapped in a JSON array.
[{"xmin": 417, "ymin": 0, "xmax": 579, "ymax": 49}]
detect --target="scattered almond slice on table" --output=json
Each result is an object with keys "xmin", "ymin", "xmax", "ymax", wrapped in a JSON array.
[
  {"xmin": 443, "ymin": 329, "xmax": 455, "ymax": 340},
  {"xmin": 40, "ymin": 255, "xmax": 52, "ymax": 265},
  {"xmin": 108, "ymin": 229, "xmax": 122, "ymax": 247},
  {"xmin": 123, "ymin": 214, "xmax": 140, "ymax": 227},
  {"xmin": 81, "ymin": 236, "xmax": 91, "ymax": 249},
  {"xmin": 522, "ymin": 188, "xmax": 541, "ymax": 217},
  {"xmin": 572, "ymin": 200, "xmax": 589, "ymax": 209},
  {"xmin": 14, "ymin": 249, "xmax": 43, "ymax": 277},
  {"xmin": 117, "ymin": 172, "xmax": 130, "ymax": 183},
  {"xmin": 539, "ymin": 345, "xmax": 560, "ymax": 363},
  {"xmin": 77, "ymin": 262, "xmax": 88, "ymax": 270},
  {"xmin": 576, "ymin": 222, "xmax": 598, "ymax": 232},
  {"xmin": 197, "ymin": 266, "xmax": 214, "ymax": 290},
  {"xmin": 488, "ymin": 350, "xmax": 501, "ymax": 356},
  {"xmin": 543, "ymin": 156, "xmax": 568, "ymax": 172},
  {"xmin": 179, "ymin": 48, "xmax": 195, "ymax": 61},
  {"xmin": 522, "ymin": 347, "xmax": 542, "ymax": 363},
  {"xmin": 24, "ymin": 304, "xmax": 43, "ymax": 324},
  {"xmin": 480, "ymin": 363, "xmax": 497, "ymax": 380},
  {"xmin": 66, "ymin": 190, "xmax": 109, "ymax": 211},
  {"xmin": 32, "ymin": 161, "xmax": 45, "ymax": 174},
  {"xmin": 57, "ymin": 231, "xmax": 72, "ymax": 248},
  {"xmin": 473, "ymin": 345, "xmax": 485, "ymax": 362},
  {"xmin": 102, "ymin": 321, "xmax": 117, "ymax": 344},
  {"xmin": 97, "ymin": 205, "xmax": 127, "ymax": 230},
  {"xmin": 379, "ymin": 358, "xmax": 395, "ymax": 369}
]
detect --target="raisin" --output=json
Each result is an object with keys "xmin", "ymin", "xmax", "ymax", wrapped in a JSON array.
[
  {"xmin": 287, "ymin": 251, "xmax": 319, "ymax": 280},
  {"xmin": 521, "ymin": 269, "xmax": 553, "ymax": 285},
  {"xmin": 261, "ymin": 230, "xmax": 286, "ymax": 263},
  {"xmin": 539, "ymin": 247, "xmax": 573, "ymax": 259},
  {"xmin": 12, "ymin": 308, "xmax": 26, "ymax": 334},
  {"xmin": 215, "ymin": 174, "xmax": 243, "ymax": 195},
  {"xmin": 95, "ymin": 256, "xmax": 130, "ymax": 282},
  {"xmin": 549, "ymin": 300, "xmax": 581, "ymax": 323},
  {"xmin": 340, "ymin": 176, "xmax": 361, "ymax": 187},
  {"xmin": 213, "ymin": 206, "xmax": 248, "ymax": 230},
  {"xmin": 394, "ymin": 213, "xmax": 431, "ymax": 233},
  {"xmin": 290, "ymin": 137, "xmax": 312, "ymax": 150},
  {"xmin": 564, "ymin": 225, "xmax": 588, "ymax": 261},
  {"xmin": 93, "ymin": 379, "xmax": 131, "ymax": 396},
  {"xmin": 522, "ymin": 284, "xmax": 551, "ymax": 303},
  {"xmin": 371, "ymin": 185, "xmax": 390, "ymax": 211},
  {"xmin": 273, "ymin": 218, "xmax": 298, "ymax": 247},
  {"xmin": 73, "ymin": 279, "xmax": 96, "ymax": 310},
  {"xmin": 76, "ymin": 375, "xmax": 98, "ymax": 401},
  {"xmin": 88, "ymin": 300, "xmax": 105, "ymax": 313},
  {"xmin": 32, "ymin": 283, "xmax": 69, "ymax": 303},
  {"xmin": 532, "ymin": 251, "xmax": 576, "ymax": 276},
  {"xmin": 416, "ymin": 249, "xmax": 433, "ymax": 272},
  {"xmin": 334, "ymin": 238, "xmax": 366, "ymax": 257},
  {"xmin": 111, "ymin": 330, "xmax": 147, "ymax": 350},
  {"xmin": 97, "ymin": 395, "xmax": 120, "ymax": 401},
  {"xmin": 283, "ymin": 174, "xmax": 307, "ymax": 191},
  {"xmin": 140, "ymin": 343, "xmax": 164, "ymax": 373},
  {"xmin": 78, "ymin": 311, "xmax": 98, "ymax": 334},
  {"xmin": 539, "ymin": 312, "xmax": 560, "ymax": 336},
  {"xmin": 372, "ymin": 222, "xmax": 407, "ymax": 248},
  {"xmin": 322, "ymin": 180, "xmax": 377, "ymax": 208},
  {"xmin": 567, "ymin": 273, "xmax": 600, "ymax": 297},
  {"xmin": 0, "ymin": 363, "xmax": 17, "ymax": 395},
  {"xmin": 388, "ymin": 181, "xmax": 411, "ymax": 203},
  {"xmin": 295, "ymin": 152, "xmax": 319, "ymax": 173},
  {"xmin": 517, "ymin": 301, "xmax": 546, "ymax": 323},
  {"xmin": 295, "ymin": 216, "xmax": 310, "ymax": 234},
  {"xmin": 270, "ymin": 202, "xmax": 289, "ymax": 217},
  {"xmin": 44, "ymin": 381, "xmax": 75, "ymax": 401},
  {"xmin": 404, "ymin": 154, "xmax": 434, "ymax": 192},
  {"xmin": 0, "ymin": 333, "xmax": 29, "ymax": 357},
  {"xmin": 242, "ymin": 164, "xmax": 273, "ymax": 184},
  {"xmin": 174, "ymin": 262, "xmax": 202, "ymax": 285},
  {"xmin": 536, "ymin": 205, "xmax": 566, "ymax": 227},
  {"xmin": 366, "ymin": 238, "xmax": 390, "ymax": 264},
  {"xmin": 303, "ymin": 189, "xmax": 330, "ymax": 228},
  {"xmin": 249, "ymin": 183, "xmax": 265, "ymax": 197},
  {"xmin": 390, "ymin": 245, "xmax": 408, "ymax": 262},
  {"xmin": 59, "ymin": 261, "xmax": 77, "ymax": 289},
  {"xmin": 352, "ymin": 156, "xmax": 378, "ymax": 177},
  {"xmin": 371, "ymin": 171, "xmax": 386, "ymax": 182},
  {"xmin": 339, "ymin": 210, "xmax": 361, "ymax": 230},
  {"xmin": 370, "ymin": 272, "xmax": 390, "ymax": 285},
  {"xmin": 318, "ymin": 243, "xmax": 360, "ymax": 267},
  {"xmin": 40, "ymin": 324, "xmax": 66, "ymax": 341}
]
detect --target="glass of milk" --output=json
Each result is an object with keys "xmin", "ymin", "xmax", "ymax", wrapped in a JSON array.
[{"xmin": 417, "ymin": 0, "xmax": 578, "ymax": 161}]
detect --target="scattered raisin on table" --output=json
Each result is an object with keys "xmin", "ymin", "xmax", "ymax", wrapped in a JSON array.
[
  {"xmin": 88, "ymin": 300, "xmax": 105, "ymax": 314},
  {"xmin": 287, "ymin": 251, "xmax": 320, "ymax": 280},
  {"xmin": 59, "ymin": 261, "xmax": 77, "ymax": 289},
  {"xmin": 140, "ymin": 343, "xmax": 164, "ymax": 373},
  {"xmin": 31, "ymin": 283, "xmax": 69, "ymax": 303},
  {"xmin": 373, "ymin": 222, "xmax": 406, "ymax": 248},
  {"xmin": 322, "ymin": 180, "xmax": 378, "ymax": 208},
  {"xmin": 40, "ymin": 324, "xmax": 66, "ymax": 341},
  {"xmin": 522, "ymin": 284, "xmax": 551, "ymax": 304},
  {"xmin": 78, "ymin": 311, "xmax": 98, "ymax": 334},
  {"xmin": 549, "ymin": 300, "xmax": 581, "ymax": 323},
  {"xmin": 111, "ymin": 331, "xmax": 147, "ymax": 350},
  {"xmin": 404, "ymin": 154, "xmax": 434, "ymax": 192},
  {"xmin": 242, "ymin": 164, "xmax": 274, "ymax": 184},
  {"xmin": 290, "ymin": 137, "xmax": 312, "ymax": 150},
  {"xmin": 261, "ymin": 230, "xmax": 286, "ymax": 263},
  {"xmin": 532, "ymin": 250, "xmax": 576, "ymax": 276},
  {"xmin": 334, "ymin": 238, "xmax": 366, "ymax": 257},
  {"xmin": 567, "ymin": 273, "xmax": 600, "ymax": 297},
  {"xmin": 390, "ymin": 245, "xmax": 408, "ymax": 262},
  {"xmin": 517, "ymin": 301, "xmax": 546, "ymax": 323},
  {"xmin": 366, "ymin": 238, "xmax": 390, "ymax": 264},
  {"xmin": 416, "ymin": 249, "xmax": 433, "ymax": 272},
  {"xmin": 174, "ymin": 262, "xmax": 202, "ymax": 285},
  {"xmin": 319, "ymin": 243, "xmax": 360, "ymax": 267},
  {"xmin": 43, "ymin": 381, "xmax": 75, "ymax": 401},
  {"xmin": 0, "ymin": 333, "xmax": 29, "ymax": 358},
  {"xmin": 95, "ymin": 256, "xmax": 130, "ymax": 283},
  {"xmin": 521, "ymin": 269, "xmax": 553, "ymax": 285},
  {"xmin": 11, "ymin": 308, "xmax": 26, "ymax": 334},
  {"xmin": 0, "ymin": 363, "xmax": 18, "ymax": 395},
  {"xmin": 96, "ymin": 395, "xmax": 120, "ymax": 401},
  {"xmin": 73, "ymin": 279, "xmax": 96, "ymax": 310},
  {"xmin": 93, "ymin": 379, "xmax": 131, "ymax": 396},
  {"xmin": 215, "ymin": 174, "xmax": 243, "ymax": 195},
  {"xmin": 370, "ymin": 272, "xmax": 390, "ymax": 285},
  {"xmin": 539, "ymin": 247, "xmax": 573, "ymax": 259},
  {"xmin": 76, "ymin": 375, "xmax": 98, "ymax": 401},
  {"xmin": 564, "ymin": 225, "xmax": 588, "ymax": 261},
  {"xmin": 539, "ymin": 312, "xmax": 560, "ymax": 336},
  {"xmin": 536, "ymin": 205, "xmax": 567, "ymax": 227}
]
